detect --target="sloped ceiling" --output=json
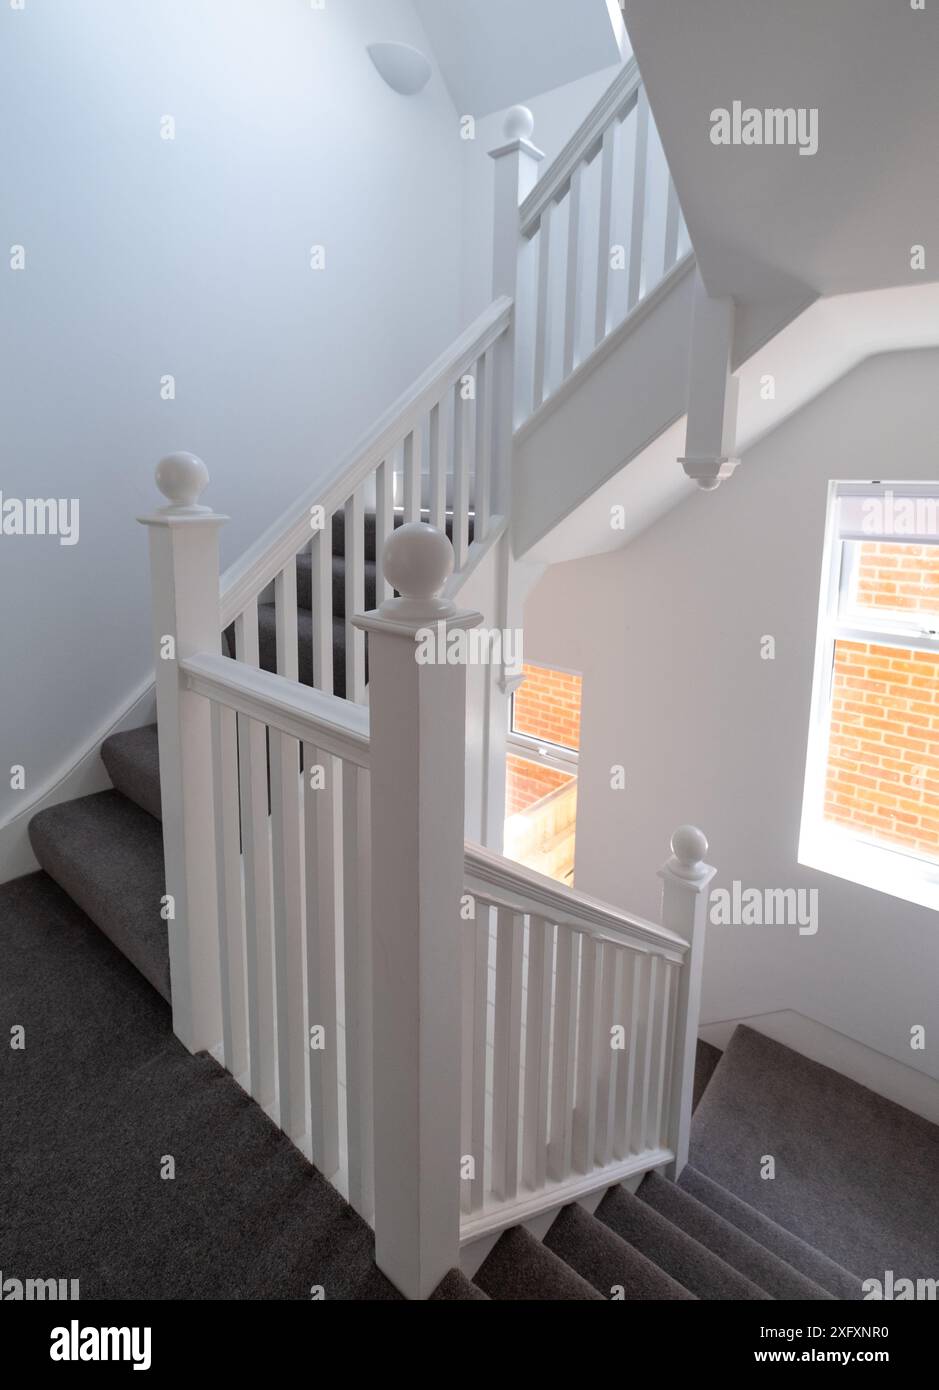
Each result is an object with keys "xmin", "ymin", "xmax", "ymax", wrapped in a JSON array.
[
  {"xmin": 413, "ymin": 0, "xmax": 627, "ymax": 116},
  {"xmin": 623, "ymin": 0, "xmax": 939, "ymax": 302}
]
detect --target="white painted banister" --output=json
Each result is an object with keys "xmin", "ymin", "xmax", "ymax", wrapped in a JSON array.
[
  {"xmin": 138, "ymin": 454, "xmax": 227, "ymax": 1055},
  {"xmin": 660, "ymin": 824, "xmax": 715, "ymax": 1178},
  {"xmin": 353, "ymin": 522, "xmax": 483, "ymax": 1299}
]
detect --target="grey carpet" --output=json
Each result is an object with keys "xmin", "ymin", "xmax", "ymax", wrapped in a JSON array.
[
  {"xmin": 691, "ymin": 1024, "xmax": 939, "ymax": 1282},
  {"xmin": 678, "ymin": 1166, "xmax": 862, "ymax": 1300},
  {"xmin": 474, "ymin": 1227, "xmax": 604, "ymax": 1300},
  {"xmin": 28, "ymin": 791, "xmax": 170, "ymax": 1002},
  {"xmin": 0, "ymin": 871, "xmax": 504, "ymax": 1300},
  {"xmin": 101, "ymin": 725, "xmax": 163, "ymax": 823},
  {"xmin": 694, "ymin": 1039, "xmax": 722, "ymax": 1111},
  {"xmin": 595, "ymin": 1185, "xmax": 770, "ymax": 1300},
  {"xmin": 638, "ymin": 1171, "xmax": 832, "ymax": 1300},
  {"xmin": 429, "ymin": 1269, "xmax": 490, "ymax": 1301},
  {"xmin": 544, "ymin": 1201, "xmax": 695, "ymax": 1299}
]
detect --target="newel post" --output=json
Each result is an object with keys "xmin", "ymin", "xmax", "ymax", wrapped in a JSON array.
[
  {"xmin": 353, "ymin": 524, "xmax": 483, "ymax": 1300},
  {"xmin": 489, "ymin": 105, "xmax": 544, "ymax": 514},
  {"xmin": 138, "ymin": 453, "xmax": 227, "ymax": 1056},
  {"xmin": 659, "ymin": 824, "xmax": 716, "ymax": 1179}
]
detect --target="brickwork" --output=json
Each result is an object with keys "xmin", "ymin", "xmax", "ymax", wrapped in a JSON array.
[
  {"xmin": 505, "ymin": 755, "xmax": 574, "ymax": 817},
  {"xmin": 511, "ymin": 663, "xmax": 582, "ymax": 751}
]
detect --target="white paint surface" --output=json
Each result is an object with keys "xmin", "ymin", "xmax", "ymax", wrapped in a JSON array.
[{"xmin": 524, "ymin": 349, "xmax": 939, "ymax": 1085}]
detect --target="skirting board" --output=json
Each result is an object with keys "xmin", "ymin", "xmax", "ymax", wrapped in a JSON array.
[
  {"xmin": 0, "ymin": 679, "xmax": 156, "ymax": 885},
  {"xmin": 699, "ymin": 1009, "xmax": 939, "ymax": 1127}
]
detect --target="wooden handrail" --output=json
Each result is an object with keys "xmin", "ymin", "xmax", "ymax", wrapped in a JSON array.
[
  {"xmin": 519, "ymin": 58, "xmax": 641, "ymax": 239},
  {"xmin": 219, "ymin": 296, "xmax": 513, "ymax": 628}
]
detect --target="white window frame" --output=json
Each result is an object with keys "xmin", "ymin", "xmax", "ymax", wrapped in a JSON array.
[
  {"xmin": 508, "ymin": 663, "xmax": 581, "ymax": 777},
  {"xmin": 799, "ymin": 481, "xmax": 939, "ymax": 910}
]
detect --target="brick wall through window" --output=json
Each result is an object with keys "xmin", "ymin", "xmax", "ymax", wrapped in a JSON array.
[{"xmin": 511, "ymin": 663, "xmax": 582, "ymax": 751}]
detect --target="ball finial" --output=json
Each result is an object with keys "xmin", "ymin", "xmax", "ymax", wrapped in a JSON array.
[
  {"xmin": 671, "ymin": 824, "xmax": 708, "ymax": 870},
  {"xmin": 504, "ymin": 105, "xmax": 534, "ymax": 143},
  {"xmin": 380, "ymin": 522, "xmax": 455, "ymax": 620},
  {"xmin": 155, "ymin": 452, "xmax": 210, "ymax": 513},
  {"xmin": 697, "ymin": 478, "xmax": 721, "ymax": 493}
]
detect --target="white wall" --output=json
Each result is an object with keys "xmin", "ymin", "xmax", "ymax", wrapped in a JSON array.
[
  {"xmin": 0, "ymin": 0, "xmax": 463, "ymax": 825},
  {"xmin": 524, "ymin": 349, "xmax": 939, "ymax": 1082}
]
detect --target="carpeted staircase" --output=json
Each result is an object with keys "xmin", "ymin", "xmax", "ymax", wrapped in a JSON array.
[{"xmin": 13, "ymin": 515, "xmax": 939, "ymax": 1297}]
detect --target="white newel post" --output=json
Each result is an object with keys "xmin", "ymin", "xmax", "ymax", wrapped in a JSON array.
[
  {"xmin": 660, "ymin": 824, "xmax": 716, "ymax": 1180},
  {"xmin": 354, "ymin": 524, "xmax": 483, "ymax": 1300},
  {"xmin": 138, "ymin": 453, "xmax": 227, "ymax": 1056}
]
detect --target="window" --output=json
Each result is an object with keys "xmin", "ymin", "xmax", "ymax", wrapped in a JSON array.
[
  {"xmin": 800, "ymin": 482, "xmax": 939, "ymax": 909},
  {"xmin": 505, "ymin": 663, "xmax": 582, "ymax": 885}
]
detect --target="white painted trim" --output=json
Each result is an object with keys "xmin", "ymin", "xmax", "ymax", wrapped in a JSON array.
[
  {"xmin": 0, "ymin": 676, "xmax": 156, "ymax": 883},
  {"xmin": 699, "ymin": 1009, "xmax": 939, "ymax": 1127},
  {"xmin": 458, "ymin": 1147, "xmax": 673, "ymax": 1243},
  {"xmin": 464, "ymin": 841, "xmax": 688, "ymax": 959},
  {"xmin": 513, "ymin": 253, "xmax": 696, "ymax": 448}
]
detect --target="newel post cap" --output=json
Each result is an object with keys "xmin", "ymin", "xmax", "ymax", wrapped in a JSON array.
[
  {"xmin": 662, "ymin": 824, "xmax": 713, "ymax": 884},
  {"xmin": 489, "ymin": 104, "xmax": 544, "ymax": 161},
  {"xmin": 155, "ymin": 452, "xmax": 211, "ymax": 514},
  {"xmin": 379, "ymin": 521, "xmax": 456, "ymax": 622}
]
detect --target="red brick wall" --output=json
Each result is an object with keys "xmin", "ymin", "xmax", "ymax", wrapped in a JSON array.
[
  {"xmin": 505, "ymin": 756, "xmax": 573, "ymax": 817},
  {"xmin": 824, "ymin": 640, "xmax": 939, "ymax": 857},
  {"xmin": 855, "ymin": 542, "xmax": 939, "ymax": 616},
  {"xmin": 512, "ymin": 663, "xmax": 582, "ymax": 751}
]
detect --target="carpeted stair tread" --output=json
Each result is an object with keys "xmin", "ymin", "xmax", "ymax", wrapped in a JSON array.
[
  {"xmin": 0, "ymin": 872, "xmax": 405, "ymax": 1299},
  {"xmin": 596, "ymin": 1184, "xmax": 771, "ymax": 1300},
  {"xmin": 257, "ymin": 603, "xmax": 348, "ymax": 697},
  {"xmin": 678, "ymin": 1165, "xmax": 862, "ymax": 1300},
  {"xmin": 294, "ymin": 551, "xmax": 377, "ymax": 615},
  {"xmin": 544, "ymin": 1201, "xmax": 695, "ymax": 1299},
  {"xmin": 429, "ymin": 1268, "xmax": 491, "ymax": 1300},
  {"xmin": 694, "ymin": 1039, "xmax": 722, "ymax": 1111},
  {"xmin": 28, "ymin": 791, "xmax": 170, "ymax": 1002},
  {"xmin": 638, "ymin": 1170, "xmax": 833, "ymax": 1300},
  {"xmin": 101, "ymin": 724, "xmax": 162, "ymax": 823},
  {"xmin": 691, "ymin": 1024, "xmax": 939, "ymax": 1281},
  {"xmin": 473, "ymin": 1226, "xmax": 605, "ymax": 1300}
]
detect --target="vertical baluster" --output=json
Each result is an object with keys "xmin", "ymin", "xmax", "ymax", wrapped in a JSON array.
[
  {"xmin": 344, "ymin": 488, "xmax": 366, "ymax": 702},
  {"xmin": 210, "ymin": 702, "xmax": 247, "ymax": 1078},
  {"xmin": 452, "ymin": 381, "xmax": 472, "ymax": 568},
  {"xmin": 304, "ymin": 744, "xmax": 340, "ymax": 1177},
  {"xmin": 428, "ymin": 396, "xmax": 449, "ymax": 534},
  {"xmin": 403, "ymin": 425, "xmax": 422, "ymax": 524},
  {"xmin": 628, "ymin": 86, "xmax": 650, "ymax": 313},
  {"xmin": 610, "ymin": 950, "xmax": 629, "ymax": 1161},
  {"xmin": 491, "ymin": 907, "xmax": 524, "ymax": 1201},
  {"xmin": 594, "ymin": 123, "xmax": 616, "ymax": 347},
  {"xmin": 595, "ymin": 941, "xmax": 620, "ymax": 1167},
  {"xmin": 460, "ymin": 913, "xmax": 476, "ymax": 1216},
  {"xmin": 342, "ymin": 760, "xmax": 374, "ymax": 1221},
  {"xmin": 270, "ymin": 728, "xmax": 305, "ymax": 1139},
  {"xmin": 312, "ymin": 518, "xmax": 334, "ymax": 696},
  {"xmin": 474, "ymin": 350, "xmax": 494, "ymax": 541},
  {"xmin": 622, "ymin": 951, "xmax": 644, "ymax": 1158},
  {"xmin": 548, "ymin": 925, "xmax": 578, "ymax": 1180},
  {"xmin": 522, "ymin": 916, "xmax": 553, "ymax": 1192},
  {"xmin": 470, "ymin": 903, "xmax": 490, "ymax": 1212},
  {"xmin": 532, "ymin": 202, "xmax": 554, "ymax": 409},
  {"xmin": 375, "ymin": 460, "xmax": 394, "ymax": 606},
  {"xmin": 639, "ymin": 952, "xmax": 659, "ymax": 1153},
  {"xmin": 563, "ymin": 163, "xmax": 584, "ymax": 380},
  {"xmin": 275, "ymin": 557, "xmax": 299, "ymax": 684},
  {"xmin": 573, "ymin": 933, "xmax": 601, "ymax": 1172},
  {"xmin": 664, "ymin": 174, "xmax": 681, "ymax": 273},
  {"xmin": 234, "ymin": 602, "xmax": 275, "ymax": 1107},
  {"xmin": 653, "ymin": 958, "xmax": 675, "ymax": 1149}
]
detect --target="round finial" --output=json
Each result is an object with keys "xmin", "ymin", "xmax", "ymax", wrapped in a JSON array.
[
  {"xmin": 504, "ymin": 105, "xmax": 534, "ymax": 143},
  {"xmin": 383, "ymin": 521, "xmax": 453, "ymax": 598},
  {"xmin": 697, "ymin": 477, "xmax": 721, "ymax": 493},
  {"xmin": 671, "ymin": 824, "xmax": 708, "ymax": 870},
  {"xmin": 155, "ymin": 452, "xmax": 210, "ymax": 513}
]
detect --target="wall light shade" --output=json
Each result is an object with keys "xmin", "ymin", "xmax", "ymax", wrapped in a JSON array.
[{"xmin": 367, "ymin": 42, "xmax": 432, "ymax": 96}]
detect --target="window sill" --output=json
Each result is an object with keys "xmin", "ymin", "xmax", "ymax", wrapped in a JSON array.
[{"xmin": 798, "ymin": 827, "xmax": 939, "ymax": 913}]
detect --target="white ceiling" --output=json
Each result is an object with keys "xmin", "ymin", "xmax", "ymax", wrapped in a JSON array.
[
  {"xmin": 623, "ymin": 0, "xmax": 939, "ymax": 302},
  {"xmin": 413, "ymin": 0, "xmax": 627, "ymax": 117}
]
